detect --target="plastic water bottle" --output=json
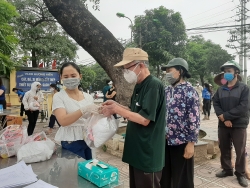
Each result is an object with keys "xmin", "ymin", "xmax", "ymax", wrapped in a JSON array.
[{"xmin": 0, "ymin": 104, "xmax": 3, "ymax": 113}]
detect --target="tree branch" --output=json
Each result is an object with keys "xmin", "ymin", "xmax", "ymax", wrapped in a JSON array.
[{"xmin": 43, "ymin": 0, "xmax": 133, "ymax": 105}]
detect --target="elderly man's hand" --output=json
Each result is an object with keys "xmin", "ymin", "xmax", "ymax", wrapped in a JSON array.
[
  {"xmin": 224, "ymin": 120, "xmax": 232, "ymax": 128},
  {"xmin": 100, "ymin": 100, "xmax": 119, "ymax": 117},
  {"xmin": 218, "ymin": 114, "xmax": 225, "ymax": 122}
]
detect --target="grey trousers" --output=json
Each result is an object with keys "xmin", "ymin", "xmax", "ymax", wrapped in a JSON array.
[{"xmin": 218, "ymin": 127, "xmax": 247, "ymax": 176}]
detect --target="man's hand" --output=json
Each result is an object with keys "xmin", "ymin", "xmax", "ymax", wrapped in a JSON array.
[
  {"xmin": 218, "ymin": 114, "xmax": 225, "ymax": 122},
  {"xmin": 100, "ymin": 101, "xmax": 119, "ymax": 117},
  {"xmin": 224, "ymin": 120, "xmax": 232, "ymax": 128},
  {"xmin": 184, "ymin": 142, "xmax": 195, "ymax": 159},
  {"xmin": 34, "ymin": 96, "xmax": 38, "ymax": 100}
]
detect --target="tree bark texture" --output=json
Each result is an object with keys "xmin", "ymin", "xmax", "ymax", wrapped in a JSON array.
[
  {"xmin": 31, "ymin": 48, "xmax": 37, "ymax": 67},
  {"xmin": 200, "ymin": 75, "xmax": 204, "ymax": 86},
  {"xmin": 43, "ymin": 0, "xmax": 134, "ymax": 105}
]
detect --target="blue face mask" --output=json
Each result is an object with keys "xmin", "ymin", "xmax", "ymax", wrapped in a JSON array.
[{"xmin": 224, "ymin": 73, "xmax": 234, "ymax": 81}]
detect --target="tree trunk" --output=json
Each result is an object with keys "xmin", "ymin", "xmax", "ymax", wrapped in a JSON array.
[
  {"xmin": 156, "ymin": 65, "xmax": 160, "ymax": 78},
  {"xmin": 31, "ymin": 48, "xmax": 37, "ymax": 67},
  {"xmin": 43, "ymin": 0, "xmax": 133, "ymax": 105},
  {"xmin": 200, "ymin": 75, "xmax": 204, "ymax": 86}
]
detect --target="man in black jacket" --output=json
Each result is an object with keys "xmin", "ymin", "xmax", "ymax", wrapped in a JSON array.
[{"xmin": 213, "ymin": 60, "xmax": 250, "ymax": 187}]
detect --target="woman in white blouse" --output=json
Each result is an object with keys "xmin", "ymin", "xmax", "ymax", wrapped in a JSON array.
[{"xmin": 52, "ymin": 62, "xmax": 99, "ymax": 159}]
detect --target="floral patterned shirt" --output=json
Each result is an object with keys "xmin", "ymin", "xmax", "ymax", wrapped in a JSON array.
[{"xmin": 165, "ymin": 82, "xmax": 200, "ymax": 146}]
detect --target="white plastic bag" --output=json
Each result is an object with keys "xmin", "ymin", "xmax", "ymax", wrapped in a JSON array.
[
  {"xmin": 84, "ymin": 114, "xmax": 119, "ymax": 148},
  {"xmin": 0, "ymin": 125, "xmax": 27, "ymax": 158},
  {"xmin": 29, "ymin": 101, "xmax": 40, "ymax": 111},
  {"xmin": 22, "ymin": 131, "xmax": 47, "ymax": 145},
  {"xmin": 17, "ymin": 138, "xmax": 55, "ymax": 163}
]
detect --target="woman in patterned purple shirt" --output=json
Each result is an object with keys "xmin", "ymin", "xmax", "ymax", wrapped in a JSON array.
[{"xmin": 160, "ymin": 58, "xmax": 200, "ymax": 188}]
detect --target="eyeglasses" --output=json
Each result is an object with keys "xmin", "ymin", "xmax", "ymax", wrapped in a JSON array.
[
  {"xmin": 126, "ymin": 63, "xmax": 139, "ymax": 70},
  {"xmin": 123, "ymin": 63, "xmax": 139, "ymax": 73}
]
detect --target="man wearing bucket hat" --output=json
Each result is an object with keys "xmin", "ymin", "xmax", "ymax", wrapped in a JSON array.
[
  {"xmin": 213, "ymin": 60, "xmax": 250, "ymax": 187},
  {"xmin": 160, "ymin": 58, "xmax": 200, "ymax": 188},
  {"xmin": 101, "ymin": 48, "xmax": 166, "ymax": 188}
]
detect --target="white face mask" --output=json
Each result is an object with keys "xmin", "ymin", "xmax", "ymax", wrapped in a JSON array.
[
  {"xmin": 165, "ymin": 72, "xmax": 178, "ymax": 85},
  {"xmin": 62, "ymin": 78, "xmax": 80, "ymax": 90},
  {"xmin": 123, "ymin": 63, "xmax": 141, "ymax": 84}
]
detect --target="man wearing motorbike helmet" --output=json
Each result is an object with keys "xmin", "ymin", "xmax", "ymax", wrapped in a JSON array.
[{"xmin": 213, "ymin": 60, "xmax": 250, "ymax": 187}]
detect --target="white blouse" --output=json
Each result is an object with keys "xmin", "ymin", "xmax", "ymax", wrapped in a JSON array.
[{"xmin": 52, "ymin": 90, "xmax": 94, "ymax": 142}]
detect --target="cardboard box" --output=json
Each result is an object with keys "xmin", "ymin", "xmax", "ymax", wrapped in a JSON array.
[
  {"xmin": 78, "ymin": 159, "xmax": 119, "ymax": 187},
  {"xmin": 6, "ymin": 115, "xmax": 23, "ymax": 126}
]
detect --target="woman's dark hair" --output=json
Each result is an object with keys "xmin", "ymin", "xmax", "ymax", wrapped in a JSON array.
[
  {"xmin": 12, "ymin": 88, "xmax": 23, "ymax": 92},
  {"xmin": 60, "ymin": 62, "xmax": 81, "ymax": 75},
  {"xmin": 204, "ymin": 83, "xmax": 212, "ymax": 93},
  {"xmin": 0, "ymin": 78, "xmax": 3, "ymax": 86},
  {"xmin": 174, "ymin": 66, "xmax": 191, "ymax": 79},
  {"xmin": 50, "ymin": 83, "xmax": 60, "ymax": 92}
]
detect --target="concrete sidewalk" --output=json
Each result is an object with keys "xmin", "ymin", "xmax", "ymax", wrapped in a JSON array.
[{"xmin": 24, "ymin": 110, "xmax": 250, "ymax": 188}]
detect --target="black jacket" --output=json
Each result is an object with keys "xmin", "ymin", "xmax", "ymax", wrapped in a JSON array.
[{"xmin": 213, "ymin": 81, "xmax": 250, "ymax": 128}]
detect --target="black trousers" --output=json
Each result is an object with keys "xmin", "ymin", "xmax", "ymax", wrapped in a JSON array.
[
  {"xmin": 129, "ymin": 165, "xmax": 162, "ymax": 188},
  {"xmin": 20, "ymin": 103, "xmax": 25, "ymax": 116},
  {"xmin": 0, "ymin": 100, "xmax": 6, "ymax": 109},
  {"xmin": 0, "ymin": 100, "xmax": 6, "ymax": 126},
  {"xmin": 203, "ymin": 99, "xmax": 211, "ymax": 117},
  {"xmin": 26, "ymin": 110, "xmax": 39, "ymax": 136},
  {"xmin": 160, "ymin": 142, "xmax": 194, "ymax": 188},
  {"xmin": 218, "ymin": 127, "xmax": 246, "ymax": 176},
  {"xmin": 48, "ymin": 114, "xmax": 61, "ymax": 128}
]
